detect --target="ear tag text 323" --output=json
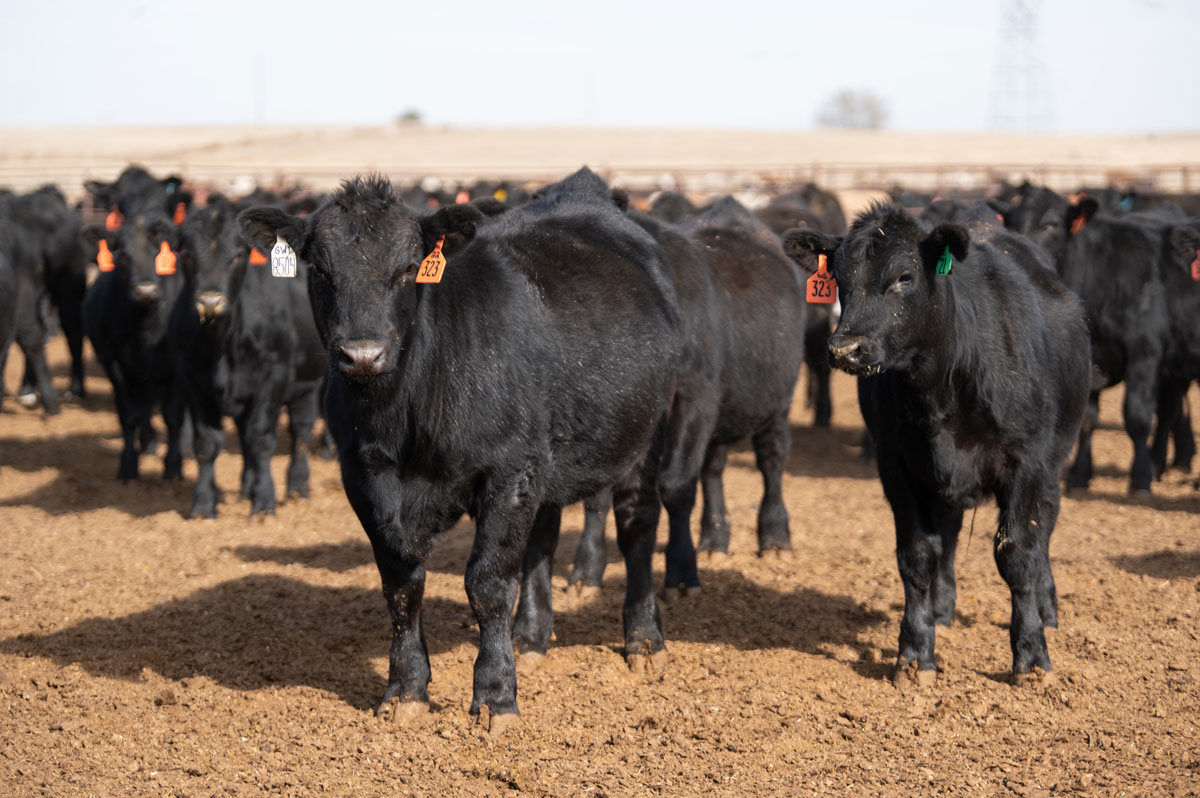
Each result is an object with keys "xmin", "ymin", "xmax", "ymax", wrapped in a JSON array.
[
  {"xmin": 935, "ymin": 245, "xmax": 953, "ymax": 276},
  {"xmin": 155, "ymin": 242, "xmax": 177, "ymax": 275},
  {"xmin": 416, "ymin": 236, "xmax": 447, "ymax": 284},
  {"xmin": 806, "ymin": 253, "xmax": 837, "ymax": 304},
  {"xmin": 271, "ymin": 236, "xmax": 297, "ymax": 278},
  {"xmin": 97, "ymin": 240, "xmax": 114, "ymax": 272}
]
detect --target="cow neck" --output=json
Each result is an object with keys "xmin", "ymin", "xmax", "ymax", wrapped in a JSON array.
[{"xmin": 904, "ymin": 278, "xmax": 979, "ymax": 417}]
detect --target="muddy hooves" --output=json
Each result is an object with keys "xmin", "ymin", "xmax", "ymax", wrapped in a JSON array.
[
  {"xmin": 375, "ymin": 698, "xmax": 429, "ymax": 725},
  {"xmin": 516, "ymin": 650, "xmax": 545, "ymax": 674},
  {"xmin": 661, "ymin": 585, "xmax": 699, "ymax": 605},
  {"xmin": 627, "ymin": 648, "xmax": 670, "ymax": 676},
  {"xmin": 477, "ymin": 706, "xmax": 520, "ymax": 738},
  {"xmin": 567, "ymin": 582, "xmax": 601, "ymax": 600},
  {"xmin": 758, "ymin": 548, "xmax": 794, "ymax": 561},
  {"xmin": 1011, "ymin": 666, "xmax": 1057, "ymax": 687},
  {"xmin": 892, "ymin": 660, "xmax": 937, "ymax": 689}
]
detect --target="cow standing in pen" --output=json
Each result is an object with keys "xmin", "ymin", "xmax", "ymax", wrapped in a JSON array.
[
  {"xmin": 784, "ymin": 205, "xmax": 1090, "ymax": 684},
  {"xmin": 237, "ymin": 169, "xmax": 680, "ymax": 735}
]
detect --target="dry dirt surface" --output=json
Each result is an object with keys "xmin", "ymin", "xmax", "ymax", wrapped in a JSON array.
[{"xmin": 2, "ymin": 335, "xmax": 1199, "ymax": 797}]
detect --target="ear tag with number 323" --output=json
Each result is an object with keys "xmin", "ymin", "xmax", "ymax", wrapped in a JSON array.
[
  {"xmin": 271, "ymin": 236, "xmax": 297, "ymax": 278},
  {"xmin": 416, "ymin": 236, "xmax": 447, "ymax": 284},
  {"xmin": 806, "ymin": 253, "xmax": 837, "ymax": 304}
]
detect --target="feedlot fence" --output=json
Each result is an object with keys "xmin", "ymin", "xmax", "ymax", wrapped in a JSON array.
[{"xmin": 0, "ymin": 160, "xmax": 1197, "ymax": 198}]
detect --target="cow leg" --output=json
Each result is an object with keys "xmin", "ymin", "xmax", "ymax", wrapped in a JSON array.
[
  {"xmin": 1151, "ymin": 378, "xmax": 1187, "ymax": 479},
  {"xmin": 17, "ymin": 334, "xmax": 59, "ymax": 415},
  {"xmin": 466, "ymin": 489, "xmax": 538, "ymax": 725},
  {"xmin": 60, "ymin": 300, "xmax": 86, "ymax": 399},
  {"xmin": 1034, "ymin": 478, "xmax": 1061, "ymax": 628},
  {"xmin": 805, "ymin": 316, "xmax": 832, "ymax": 427},
  {"xmin": 995, "ymin": 471, "xmax": 1055, "ymax": 678},
  {"xmin": 697, "ymin": 443, "xmax": 731, "ymax": 554},
  {"xmin": 161, "ymin": 383, "xmax": 185, "ymax": 481},
  {"xmin": 189, "ymin": 396, "xmax": 225, "ymax": 519},
  {"xmin": 108, "ymin": 365, "xmax": 142, "ymax": 481},
  {"xmin": 1066, "ymin": 389, "xmax": 1099, "ymax": 490},
  {"xmin": 234, "ymin": 421, "xmax": 253, "ymax": 499},
  {"xmin": 930, "ymin": 504, "xmax": 963, "ymax": 627},
  {"xmin": 612, "ymin": 424, "xmax": 667, "ymax": 671},
  {"xmin": 513, "ymin": 505, "xmax": 563, "ymax": 657},
  {"xmin": 242, "ymin": 400, "xmax": 281, "ymax": 516},
  {"xmin": 661, "ymin": 479, "xmax": 700, "ymax": 591},
  {"xmin": 568, "ymin": 486, "xmax": 610, "ymax": 589},
  {"xmin": 753, "ymin": 412, "xmax": 792, "ymax": 554},
  {"xmin": 285, "ymin": 389, "xmax": 319, "ymax": 499},
  {"xmin": 1123, "ymin": 357, "xmax": 1159, "ymax": 493},
  {"xmin": 1172, "ymin": 389, "xmax": 1195, "ymax": 473}
]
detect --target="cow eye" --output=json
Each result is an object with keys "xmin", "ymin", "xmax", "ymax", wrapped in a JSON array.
[{"xmin": 891, "ymin": 272, "xmax": 914, "ymax": 292}]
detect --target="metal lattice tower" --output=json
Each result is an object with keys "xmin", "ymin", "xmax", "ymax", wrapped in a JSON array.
[{"xmin": 990, "ymin": 0, "xmax": 1052, "ymax": 131}]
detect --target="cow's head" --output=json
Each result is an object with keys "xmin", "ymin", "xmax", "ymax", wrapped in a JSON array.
[
  {"xmin": 86, "ymin": 212, "xmax": 178, "ymax": 305},
  {"xmin": 1003, "ymin": 186, "xmax": 1070, "ymax": 255},
  {"xmin": 783, "ymin": 205, "xmax": 968, "ymax": 377},
  {"xmin": 177, "ymin": 199, "xmax": 246, "ymax": 323},
  {"xmin": 237, "ymin": 175, "xmax": 483, "ymax": 382}
]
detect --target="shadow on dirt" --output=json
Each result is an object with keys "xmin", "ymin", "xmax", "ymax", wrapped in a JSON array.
[
  {"xmin": 2, "ymin": 567, "xmax": 891, "ymax": 711},
  {"xmin": 785, "ymin": 423, "xmax": 877, "ymax": 481},
  {"xmin": 1111, "ymin": 549, "xmax": 1200, "ymax": 580},
  {"xmin": 1063, "ymin": 486, "xmax": 1200, "ymax": 513}
]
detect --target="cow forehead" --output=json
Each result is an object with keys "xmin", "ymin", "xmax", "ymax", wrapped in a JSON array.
[{"xmin": 316, "ymin": 203, "xmax": 422, "ymax": 255}]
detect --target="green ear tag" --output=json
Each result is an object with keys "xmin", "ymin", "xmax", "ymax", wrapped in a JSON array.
[{"xmin": 935, "ymin": 245, "xmax": 952, "ymax": 276}]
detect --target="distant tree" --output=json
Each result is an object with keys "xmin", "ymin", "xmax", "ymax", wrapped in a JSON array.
[
  {"xmin": 816, "ymin": 90, "xmax": 889, "ymax": 130},
  {"xmin": 395, "ymin": 108, "xmax": 423, "ymax": 125}
]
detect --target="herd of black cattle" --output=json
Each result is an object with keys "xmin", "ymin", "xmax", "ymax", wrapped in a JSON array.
[{"xmin": 1, "ymin": 165, "xmax": 1198, "ymax": 734}]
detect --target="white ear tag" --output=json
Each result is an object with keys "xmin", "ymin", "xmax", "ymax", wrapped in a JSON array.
[{"xmin": 271, "ymin": 236, "xmax": 297, "ymax": 278}]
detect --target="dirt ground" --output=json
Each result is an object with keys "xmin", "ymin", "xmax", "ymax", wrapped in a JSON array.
[{"xmin": 1, "ymin": 333, "xmax": 1198, "ymax": 798}]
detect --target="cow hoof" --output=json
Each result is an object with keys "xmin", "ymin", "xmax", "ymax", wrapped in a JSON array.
[
  {"xmin": 758, "ymin": 547, "xmax": 793, "ymax": 561},
  {"xmin": 627, "ymin": 648, "xmax": 669, "ymax": 676},
  {"xmin": 567, "ymin": 582, "xmax": 600, "ymax": 600},
  {"xmin": 376, "ymin": 698, "xmax": 429, "ymax": 725},
  {"xmin": 1011, "ymin": 666, "xmax": 1055, "ymax": 687},
  {"xmin": 661, "ymin": 585, "xmax": 698, "ymax": 605},
  {"xmin": 477, "ymin": 705, "xmax": 520, "ymax": 738},
  {"xmin": 516, "ymin": 650, "xmax": 545, "ymax": 674},
  {"xmin": 699, "ymin": 550, "xmax": 729, "ymax": 565},
  {"xmin": 892, "ymin": 660, "xmax": 936, "ymax": 689},
  {"xmin": 16, "ymin": 392, "xmax": 39, "ymax": 409}
]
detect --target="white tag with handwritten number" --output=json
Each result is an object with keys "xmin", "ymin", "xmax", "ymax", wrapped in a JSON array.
[{"xmin": 271, "ymin": 236, "xmax": 297, "ymax": 278}]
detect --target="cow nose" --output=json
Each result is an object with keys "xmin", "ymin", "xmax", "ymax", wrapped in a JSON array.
[
  {"xmin": 338, "ymin": 339, "xmax": 387, "ymax": 377},
  {"xmin": 132, "ymin": 281, "xmax": 160, "ymax": 303},
  {"xmin": 828, "ymin": 335, "xmax": 864, "ymax": 369},
  {"xmin": 196, "ymin": 290, "xmax": 227, "ymax": 322}
]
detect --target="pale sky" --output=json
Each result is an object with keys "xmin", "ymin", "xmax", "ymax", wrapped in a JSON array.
[{"xmin": 1, "ymin": 0, "xmax": 1195, "ymax": 134}]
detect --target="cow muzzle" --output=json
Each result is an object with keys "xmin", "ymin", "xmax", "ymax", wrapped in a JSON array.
[
  {"xmin": 196, "ymin": 291, "xmax": 228, "ymax": 323},
  {"xmin": 337, "ymin": 339, "xmax": 388, "ymax": 379},
  {"xmin": 131, "ymin": 281, "xmax": 161, "ymax": 304},
  {"xmin": 828, "ymin": 334, "xmax": 881, "ymax": 376}
]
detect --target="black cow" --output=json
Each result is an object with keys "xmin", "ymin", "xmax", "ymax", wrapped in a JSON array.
[
  {"xmin": 569, "ymin": 196, "xmax": 807, "ymax": 594},
  {"xmin": 85, "ymin": 165, "xmax": 192, "ymax": 220},
  {"xmin": 83, "ymin": 212, "xmax": 187, "ymax": 480},
  {"xmin": 237, "ymin": 168, "xmax": 681, "ymax": 734},
  {"xmin": 1051, "ymin": 199, "xmax": 1200, "ymax": 493},
  {"xmin": 169, "ymin": 199, "xmax": 327, "ymax": 518},
  {"xmin": 784, "ymin": 204, "xmax": 1091, "ymax": 684}
]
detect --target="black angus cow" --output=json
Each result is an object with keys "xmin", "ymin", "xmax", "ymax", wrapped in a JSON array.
[
  {"xmin": 238, "ymin": 168, "xmax": 681, "ymax": 734},
  {"xmin": 85, "ymin": 165, "xmax": 192, "ymax": 221},
  {"xmin": 11, "ymin": 187, "xmax": 89, "ymax": 402},
  {"xmin": 784, "ymin": 204, "xmax": 1091, "ymax": 684},
  {"xmin": 83, "ymin": 212, "xmax": 187, "ymax": 480},
  {"xmin": 648, "ymin": 191, "xmax": 699, "ymax": 223},
  {"xmin": 169, "ymin": 199, "xmax": 326, "ymax": 518},
  {"xmin": 0, "ymin": 192, "xmax": 62, "ymax": 414},
  {"xmin": 1051, "ymin": 199, "xmax": 1200, "ymax": 493},
  {"xmin": 569, "ymin": 196, "xmax": 807, "ymax": 594}
]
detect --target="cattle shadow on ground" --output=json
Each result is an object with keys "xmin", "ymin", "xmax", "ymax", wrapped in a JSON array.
[
  {"xmin": 785, "ymin": 423, "xmax": 877, "ymax": 481},
  {"xmin": 1111, "ymin": 550, "xmax": 1200, "ymax": 580},
  {"xmin": 1063, "ymin": 487, "xmax": 1200, "ymax": 514},
  {"xmin": 1, "ymin": 571, "xmax": 892, "ymax": 712}
]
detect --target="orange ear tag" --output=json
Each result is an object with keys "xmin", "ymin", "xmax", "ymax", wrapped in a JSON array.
[
  {"xmin": 1069, "ymin": 215, "xmax": 1086, "ymax": 236},
  {"xmin": 155, "ymin": 242, "xmax": 177, "ymax": 275},
  {"xmin": 493, "ymin": 188, "xmax": 507, "ymax": 202},
  {"xmin": 173, "ymin": 202, "xmax": 186, "ymax": 224},
  {"xmin": 249, "ymin": 248, "xmax": 268, "ymax": 265},
  {"xmin": 455, "ymin": 189, "xmax": 470, "ymax": 204},
  {"xmin": 1192, "ymin": 249, "xmax": 1200, "ymax": 282},
  {"xmin": 105, "ymin": 209, "xmax": 124, "ymax": 231},
  {"xmin": 97, "ymin": 240, "xmax": 115, "ymax": 272},
  {"xmin": 416, "ymin": 236, "xmax": 447, "ymax": 284},
  {"xmin": 806, "ymin": 253, "xmax": 837, "ymax": 304}
]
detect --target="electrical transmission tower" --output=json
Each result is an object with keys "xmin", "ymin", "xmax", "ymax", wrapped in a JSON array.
[{"xmin": 990, "ymin": 0, "xmax": 1052, "ymax": 131}]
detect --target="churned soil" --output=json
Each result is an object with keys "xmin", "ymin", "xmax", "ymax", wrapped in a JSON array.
[{"xmin": 2, "ymin": 337, "xmax": 1199, "ymax": 797}]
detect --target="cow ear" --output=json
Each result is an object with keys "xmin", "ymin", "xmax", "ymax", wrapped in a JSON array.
[
  {"xmin": 921, "ymin": 223, "xmax": 969, "ymax": 270},
  {"xmin": 420, "ymin": 203, "xmax": 485, "ymax": 251},
  {"xmin": 1168, "ymin": 225, "xmax": 1200, "ymax": 274},
  {"xmin": 84, "ymin": 180, "xmax": 114, "ymax": 207},
  {"xmin": 238, "ymin": 206, "xmax": 307, "ymax": 255},
  {"xmin": 1065, "ymin": 196, "xmax": 1100, "ymax": 235},
  {"xmin": 610, "ymin": 188, "xmax": 630, "ymax": 213},
  {"xmin": 81, "ymin": 224, "xmax": 114, "ymax": 248},
  {"xmin": 985, "ymin": 197, "xmax": 1012, "ymax": 222},
  {"xmin": 469, "ymin": 196, "xmax": 511, "ymax": 218},
  {"xmin": 781, "ymin": 228, "xmax": 842, "ymax": 275}
]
